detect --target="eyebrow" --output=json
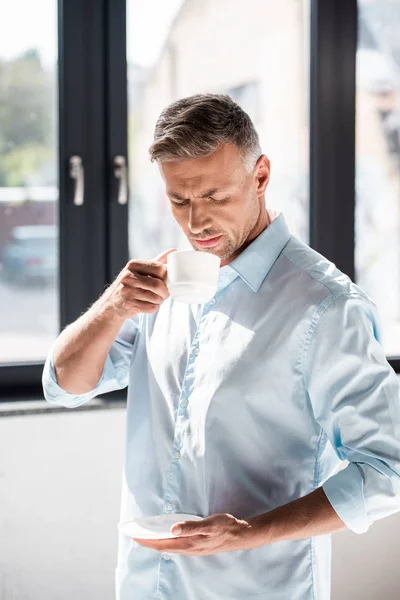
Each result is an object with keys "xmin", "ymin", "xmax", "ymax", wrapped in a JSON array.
[{"xmin": 169, "ymin": 188, "xmax": 221, "ymax": 201}]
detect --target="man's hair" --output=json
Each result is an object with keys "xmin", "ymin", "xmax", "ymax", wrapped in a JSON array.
[{"xmin": 149, "ymin": 93, "xmax": 261, "ymax": 172}]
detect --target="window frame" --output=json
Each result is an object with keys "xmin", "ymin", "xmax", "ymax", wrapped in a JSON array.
[
  {"xmin": 0, "ymin": 0, "xmax": 129, "ymax": 398},
  {"xmin": 310, "ymin": 0, "xmax": 399, "ymax": 371}
]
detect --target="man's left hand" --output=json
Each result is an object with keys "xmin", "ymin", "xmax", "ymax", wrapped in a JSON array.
[{"xmin": 133, "ymin": 513, "xmax": 263, "ymax": 556}]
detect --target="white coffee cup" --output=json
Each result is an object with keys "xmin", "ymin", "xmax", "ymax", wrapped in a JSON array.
[{"xmin": 166, "ymin": 250, "xmax": 221, "ymax": 304}]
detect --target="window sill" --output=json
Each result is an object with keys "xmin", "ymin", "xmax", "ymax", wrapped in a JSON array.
[{"xmin": 0, "ymin": 395, "xmax": 126, "ymax": 417}]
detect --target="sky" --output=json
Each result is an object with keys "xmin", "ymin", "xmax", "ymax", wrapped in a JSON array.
[{"xmin": 0, "ymin": 0, "xmax": 183, "ymax": 69}]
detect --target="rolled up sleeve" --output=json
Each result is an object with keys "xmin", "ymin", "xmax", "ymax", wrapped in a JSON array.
[
  {"xmin": 305, "ymin": 292, "xmax": 400, "ymax": 534},
  {"xmin": 42, "ymin": 316, "xmax": 141, "ymax": 408}
]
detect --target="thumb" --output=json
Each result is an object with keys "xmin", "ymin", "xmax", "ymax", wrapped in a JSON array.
[
  {"xmin": 170, "ymin": 520, "xmax": 209, "ymax": 537},
  {"xmin": 154, "ymin": 248, "xmax": 177, "ymax": 265}
]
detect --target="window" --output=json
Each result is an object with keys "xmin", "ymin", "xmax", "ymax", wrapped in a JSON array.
[
  {"xmin": 0, "ymin": 0, "xmax": 58, "ymax": 363},
  {"xmin": 127, "ymin": 0, "xmax": 310, "ymax": 260},
  {"xmin": 356, "ymin": 0, "xmax": 400, "ymax": 356}
]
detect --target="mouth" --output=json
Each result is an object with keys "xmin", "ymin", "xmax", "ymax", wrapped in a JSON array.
[{"xmin": 193, "ymin": 235, "xmax": 222, "ymax": 248}]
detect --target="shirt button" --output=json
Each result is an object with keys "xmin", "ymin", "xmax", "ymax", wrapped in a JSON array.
[
  {"xmin": 209, "ymin": 298, "xmax": 216, "ymax": 305},
  {"xmin": 175, "ymin": 451, "xmax": 181, "ymax": 459},
  {"xmin": 183, "ymin": 400, "xmax": 189, "ymax": 407},
  {"xmin": 194, "ymin": 348, "xmax": 199, "ymax": 355},
  {"xmin": 166, "ymin": 503, "xmax": 174, "ymax": 510},
  {"xmin": 162, "ymin": 554, "xmax": 171, "ymax": 561}
]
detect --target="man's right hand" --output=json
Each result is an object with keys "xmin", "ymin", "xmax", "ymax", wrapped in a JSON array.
[
  {"xmin": 100, "ymin": 248, "xmax": 177, "ymax": 320},
  {"xmin": 50, "ymin": 248, "xmax": 177, "ymax": 394}
]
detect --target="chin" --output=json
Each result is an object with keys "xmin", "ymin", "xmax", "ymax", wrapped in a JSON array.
[{"xmin": 213, "ymin": 248, "xmax": 234, "ymax": 262}]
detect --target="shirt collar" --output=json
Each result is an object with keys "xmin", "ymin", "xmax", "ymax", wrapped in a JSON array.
[{"xmin": 218, "ymin": 209, "xmax": 291, "ymax": 293}]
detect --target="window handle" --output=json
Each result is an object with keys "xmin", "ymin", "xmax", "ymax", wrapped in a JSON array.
[
  {"xmin": 113, "ymin": 155, "xmax": 128, "ymax": 205},
  {"xmin": 69, "ymin": 155, "xmax": 84, "ymax": 206}
]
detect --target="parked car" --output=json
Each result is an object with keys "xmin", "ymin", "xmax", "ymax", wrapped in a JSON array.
[{"xmin": 1, "ymin": 225, "xmax": 57, "ymax": 286}]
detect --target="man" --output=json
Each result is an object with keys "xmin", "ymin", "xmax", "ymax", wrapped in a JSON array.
[{"xmin": 42, "ymin": 94, "xmax": 400, "ymax": 600}]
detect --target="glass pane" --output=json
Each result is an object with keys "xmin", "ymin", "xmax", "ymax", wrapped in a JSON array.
[
  {"xmin": 356, "ymin": 0, "xmax": 400, "ymax": 357},
  {"xmin": 127, "ymin": 0, "xmax": 310, "ymax": 260},
  {"xmin": 0, "ymin": 0, "xmax": 58, "ymax": 363}
]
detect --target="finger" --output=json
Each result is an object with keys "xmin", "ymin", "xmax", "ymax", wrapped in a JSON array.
[
  {"xmin": 125, "ymin": 249, "xmax": 176, "ymax": 280},
  {"xmin": 154, "ymin": 248, "xmax": 177, "ymax": 265},
  {"xmin": 132, "ymin": 535, "xmax": 206, "ymax": 552},
  {"xmin": 170, "ymin": 519, "xmax": 212, "ymax": 537},
  {"xmin": 122, "ymin": 271, "xmax": 169, "ymax": 300},
  {"xmin": 124, "ymin": 287, "xmax": 165, "ymax": 305},
  {"xmin": 127, "ymin": 259, "xmax": 167, "ymax": 279},
  {"xmin": 131, "ymin": 299, "xmax": 161, "ymax": 313},
  {"xmin": 135, "ymin": 300, "xmax": 160, "ymax": 314},
  {"xmin": 132, "ymin": 539, "xmax": 171, "ymax": 552}
]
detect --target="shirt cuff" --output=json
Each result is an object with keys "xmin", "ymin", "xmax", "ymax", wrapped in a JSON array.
[
  {"xmin": 42, "ymin": 345, "xmax": 114, "ymax": 408},
  {"xmin": 322, "ymin": 463, "xmax": 374, "ymax": 534}
]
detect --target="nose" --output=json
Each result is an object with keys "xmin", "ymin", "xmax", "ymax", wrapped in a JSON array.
[{"xmin": 188, "ymin": 203, "xmax": 213, "ymax": 235}]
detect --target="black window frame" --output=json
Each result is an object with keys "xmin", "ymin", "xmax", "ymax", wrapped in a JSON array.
[
  {"xmin": 0, "ymin": 0, "xmax": 129, "ymax": 399},
  {"xmin": 310, "ymin": 0, "xmax": 399, "ymax": 373}
]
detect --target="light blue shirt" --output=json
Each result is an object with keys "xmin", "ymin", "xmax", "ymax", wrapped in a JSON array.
[{"xmin": 42, "ymin": 209, "xmax": 400, "ymax": 600}]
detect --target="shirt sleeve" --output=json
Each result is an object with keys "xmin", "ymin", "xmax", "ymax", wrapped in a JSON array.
[
  {"xmin": 305, "ymin": 291, "xmax": 400, "ymax": 534},
  {"xmin": 42, "ymin": 315, "xmax": 141, "ymax": 408}
]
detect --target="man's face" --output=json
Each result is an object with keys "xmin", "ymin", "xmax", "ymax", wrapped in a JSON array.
[{"xmin": 159, "ymin": 144, "xmax": 270, "ymax": 264}]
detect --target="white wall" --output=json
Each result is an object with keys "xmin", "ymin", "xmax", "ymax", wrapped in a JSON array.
[
  {"xmin": 0, "ymin": 408, "xmax": 399, "ymax": 599},
  {"xmin": 0, "ymin": 409, "xmax": 125, "ymax": 600}
]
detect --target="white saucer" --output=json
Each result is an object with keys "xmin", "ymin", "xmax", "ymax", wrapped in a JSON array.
[{"xmin": 118, "ymin": 513, "xmax": 204, "ymax": 539}]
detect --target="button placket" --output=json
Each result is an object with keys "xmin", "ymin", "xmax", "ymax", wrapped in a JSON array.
[
  {"xmin": 190, "ymin": 300, "xmax": 213, "ymax": 359},
  {"xmin": 162, "ymin": 300, "xmax": 213, "ymax": 538}
]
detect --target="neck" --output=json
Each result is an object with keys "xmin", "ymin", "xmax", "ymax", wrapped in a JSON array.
[{"xmin": 221, "ymin": 202, "xmax": 271, "ymax": 267}]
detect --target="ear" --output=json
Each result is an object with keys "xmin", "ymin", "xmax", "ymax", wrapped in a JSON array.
[{"xmin": 254, "ymin": 154, "xmax": 270, "ymax": 196}]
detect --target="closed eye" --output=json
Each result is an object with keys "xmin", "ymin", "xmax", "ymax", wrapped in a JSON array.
[
  {"xmin": 170, "ymin": 196, "xmax": 229, "ymax": 206},
  {"xmin": 171, "ymin": 199, "xmax": 189, "ymax": 206},
  {"xmin": 209, "ymin": 196, "xmax": 229, "ymax": 204}
]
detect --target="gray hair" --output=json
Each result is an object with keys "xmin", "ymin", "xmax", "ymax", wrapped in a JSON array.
[{"xmin": 149, "ymin": 93, "xmax": 262, "ymax": 172}]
